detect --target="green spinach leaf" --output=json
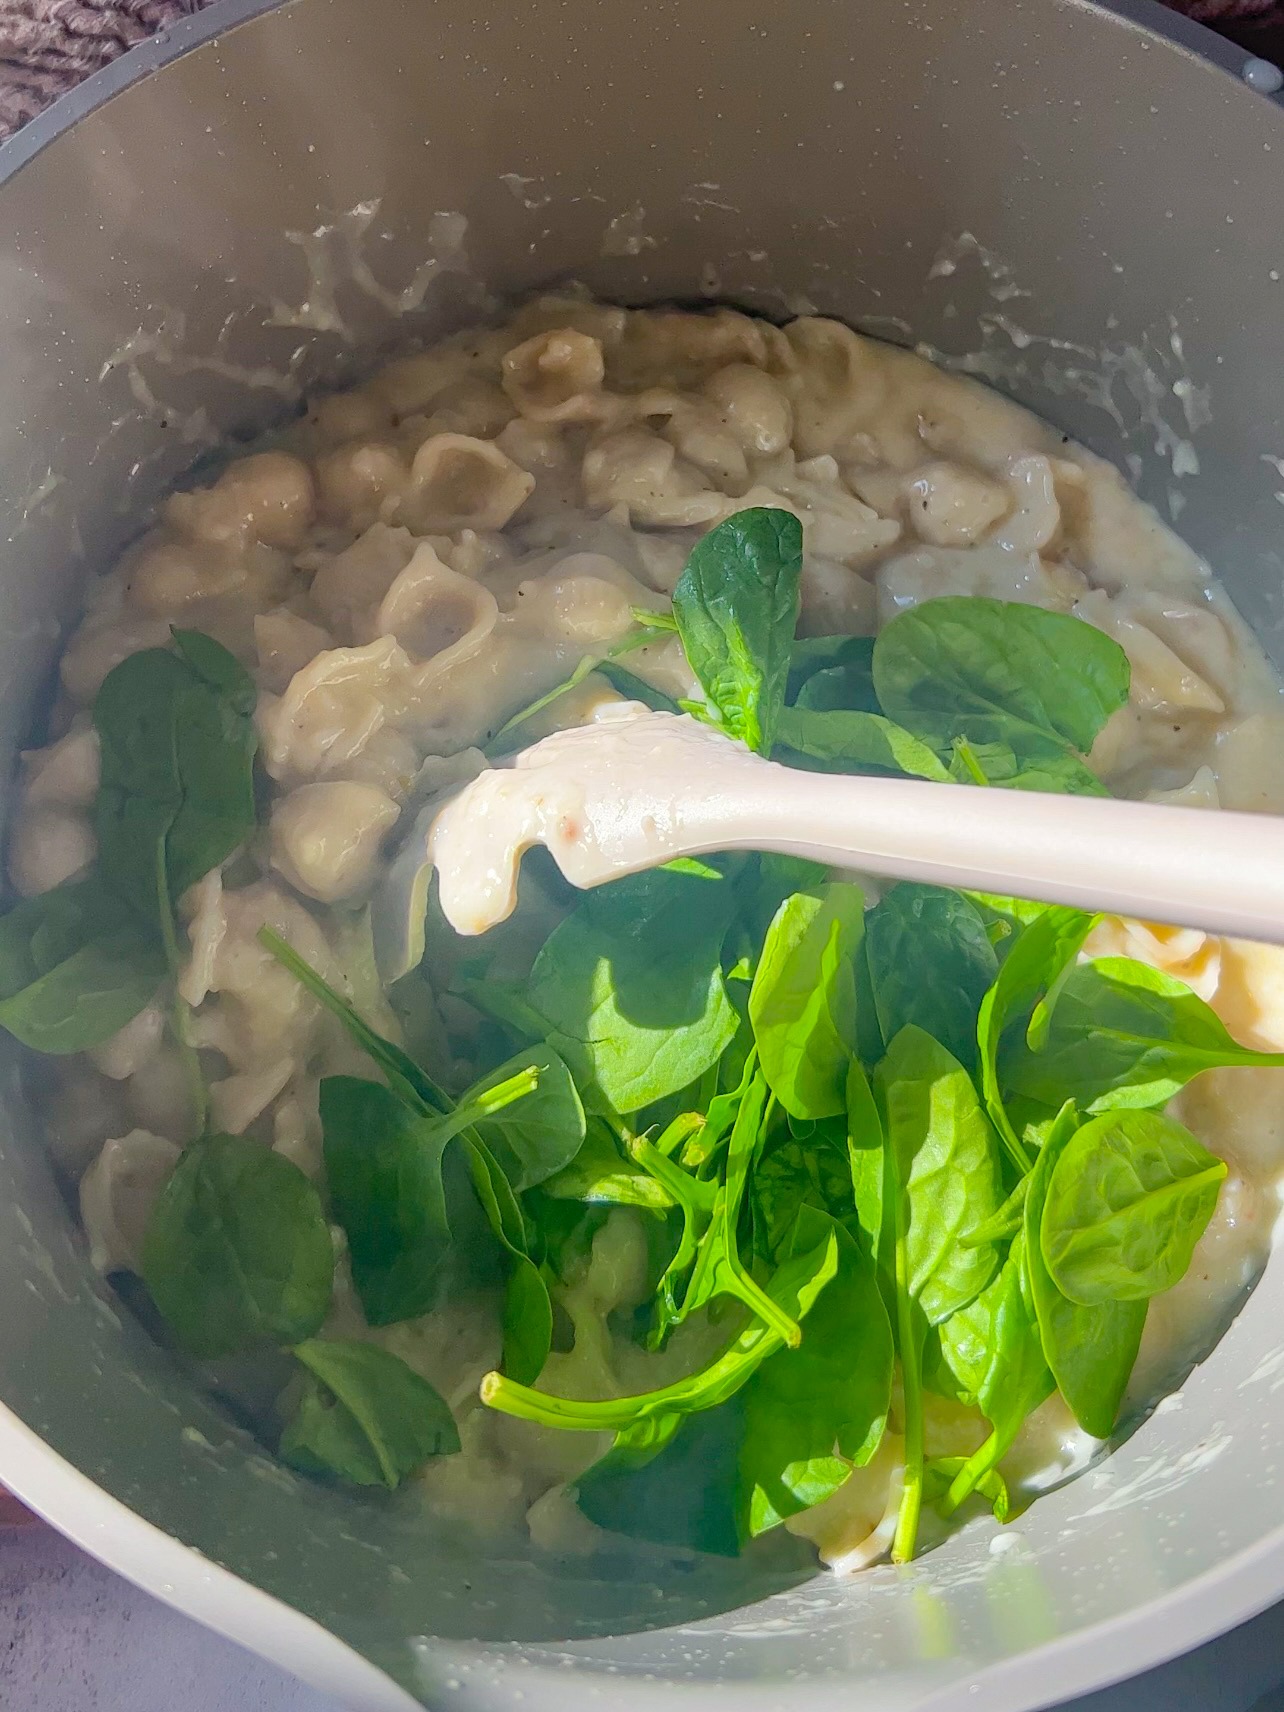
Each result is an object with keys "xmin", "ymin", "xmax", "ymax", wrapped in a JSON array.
[
  {"xmin": 472, "ymin": 1044, "xmax": 586, "ymax": 1191},
  {"xmin": 676, "ymin": 1069, "xmax": 801, "ymax": 1346},
  {"xmin": 740, "ymin": 1214, "xmax": 893, "ymax": 1535},
  {"xmin": 774, "ymin": 706, "xmax": 952, "ymax": 781},
  {"xmin": 750, "ymin": 1122, "xmax": 853, "ymax": 1263},
  {"xmin": 280, "ymin": 1338, "xmax": 458, "ymax": 1489},
  {"xmin": 748, "ymin": 883, "xmax": 864, "ymax": 1120},
  {"xmin": 1005, "ymin": 956, "xmax": 1284, "ymax": 1113},
  {"xmin": 1023, "ymin": 1103, "xmax": 1146, "ymax": 1439},
  {"xmin": 787, "ymin": 633, "xmax": 877, "ymax": 709},
  {"xmin": 142, "ymin": 1134, "xmax": 333, "ymax": 1358},
  {"xmin": 872, "ymin": 597, "xmax": 1129, "ymax": 791},
  {"xmin": 1041, "ymin": 1109, "xmax": 1226, "ymax": 1305},
  {"xmin": 930, "ymin": 1234, "xmax": 1052, "ymax": 1514},
  {"xmin": 864, "ymin": 884, "xmax": 997, "ymax": 1068},
  {"xmin": 540, "ymin": 1119, "xmax": 675, "ymax": 1211},
  {"xmin": 975, "ymin": 903, "xmax": 1096, "ymax": 1168},
  {"xmin": 529, "ymin": 864, "xmax": 740, "ymax": 1115},
  {"xmin": 94, "ymin": 630, "xmax": 258, "ymax": 923},
  {"xmin": 575, "ymin": 1399, "xmax": 746, "ymax": 1557},
  {"xmin": 874, "ymin": 1025, "xmax": 1004, "ymax": 1328},
  {"xmin": 672, "ymin": 507, "xmax": 803, "ymax": 754},
  {"xmin": 264, "ymin": 932, "xmax": 553, "ymax": 1380},
  {"xmin": 0, "ymin": 876, "xmax": 167, "ymax": 1053}
]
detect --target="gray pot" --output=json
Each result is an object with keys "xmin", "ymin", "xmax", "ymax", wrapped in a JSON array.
[{"xmin": 0, "ymin": 2, "xmax": 1282, "ymax": 1707}]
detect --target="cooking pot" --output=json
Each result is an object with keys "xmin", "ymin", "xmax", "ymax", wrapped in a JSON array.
[{"xmin": 0, "ymin": 1, "xmax": 1282, "ymax": 1707}]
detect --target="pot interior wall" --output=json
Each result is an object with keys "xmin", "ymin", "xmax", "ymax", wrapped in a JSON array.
[{"xmin": 0, "ymin": 0, "xmax": 1282, "ymax": 1701}]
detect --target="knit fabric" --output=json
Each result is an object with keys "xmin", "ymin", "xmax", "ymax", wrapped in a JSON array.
[
  {"xmin": 0, "ymin": 0, "xmax": 211, "ymax": 137},
  {"xmin": 0, "ymin": 0, "xmax": 1279, "ymax": 139}
]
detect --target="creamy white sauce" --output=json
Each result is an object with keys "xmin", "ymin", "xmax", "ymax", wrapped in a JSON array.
[{"xmin": 15, "ymin": 297, "xmax": 1284, "ymax": 1572}]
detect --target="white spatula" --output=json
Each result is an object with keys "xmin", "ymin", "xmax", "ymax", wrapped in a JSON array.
[{"xmin": 420, "ymin": 704, "xmax": 1284, "ymax": 943}]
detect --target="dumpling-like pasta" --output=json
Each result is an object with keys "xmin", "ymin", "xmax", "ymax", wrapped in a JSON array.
[
  {"xmin": 403, "ymin": 434, "xmax": 535, "ymax": 534},
  {"xmin": 877, "ymin": 544, "xmax": 1087, "ymax": 625},
  {"xmin": 1084, "ymin": 915, "xmax": 1222, "ymax": 1005},
  {"xmin": 88, "ymin": 1005, "xmax": 166, "ymax": 1082},
  {"xmin": 581, "ymin": 426, "xmax": 724, "ymax": 527},
  {"xmin": 258, "ymin": 635, "xmax": 413, "ymax": 786},
  {"xmin": 987, "ymin": 453, "xmax": 1063, "ymax": 554},
  {"xmin": 314, "ymin": 439, "xmax": 410, "ymax": 529},
  {"xmin": 741, "ymin": 452, "xmax": 902, "ymax": 568},
  {"xmin": 79, "ymin": 1129, "xmax": 181, "ymax": 1275},
  {"xmin": 209, "ymin": 1058, "xmax": 295, "ymax": 1137},
  {"xmin": 632, "ymin": 389, "xmax": 750, "ymax": 490},
  {"xmin": 188, "ymin": 880, "xmax": 336, "ymax": 1075},
  {"xmin": 1073, "ymin": 589, "xmax": 1224, "ymax": 715},
  {"xmin": 254, "ymin": 607, "xmax": 335, "ymax": 695},
  {"xmin": 164, "ymin": 452, "xmax": 316, "ymax": 552},
  {"xmin": 780, "ymin": 318, "xmax": 889, "ymax": 459},
  {"xmin": 308, "ymin": 522, "xmax": 418, "ymax": 642},
  {"xmin": 700, "ymin": 363, "xmax": 793, "ymax": 456},
  {"xmin": 8, "ymin": 803, "xmax": 96, "ymax": 897},
  {"xmin": 179, "ymin": 870, "xmax": 227, "ymax": 1010},
  {"xmin": 373, "ymin": 543, "xmax": 500, "ymax": 662},
  {"xmin": 270, "ymin": 780, "xmax": 401, "ymax": 903},
  {"xmin": 502, "ymin": 329, "xmax": 608, "ymax": 423},
  {"xmin": 904, "ymin": 460, "xmax": 1011, "ymax": 548}
]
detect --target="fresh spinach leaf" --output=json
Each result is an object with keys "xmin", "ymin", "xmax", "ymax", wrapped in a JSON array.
[
  {"xmin": 322, "ymin": 1060, "xmax": 539, "ymax": 1327},
  {"xmin": 945, "ymin": 733, "xmax": 1109, "ymax": 797},
  {"xmin": 631, "ymin": 1133, "xmax": 720, "ymax": 1342},
  {"xmin": 740, "ymin": 1214, "xmax": 893, "ymax": 1535},
  {"xmin": 876, "ymin": 1024, "xmax": 1004, "ymax": 1562},
  {"xmin": 874, "ymin": 1025, "xmax": 1004, "ymax": 1328},
  {"xmin": 787, "ymin": 633, "xmax": 877, "ymax": 709},
  {"xmin": 500, "ymin": 1250, "xmax": 555, "ymax": 1388},
  {"xmin": 864, "ymin": 884, "xmax": 997, "ymax": 1069},
  {"xmin": 264, "ymin": 932, "xmax": 553, "ymax": 1379},
  {"xmin": 672, "ymin": 507, "xmax": 803, "ymax": 754},
  {"xmin": 773, "ymin": 706, "xmax": 952, "ymax": 781},
  {"xmin": 540, "ymin": 1119, "xmax": 675, "ymax": 1211},
  {"xmin": 975, "ymin": 903, "xmax": 1096, "ymax": 1168},
  {"xmin": 94, "ymin": 631, "xmax": 258, "ymax": 924},
  {"xmin": 750, "ymin": 1122, "xmax": 852, "ymax": 1263},
  {"xmin": 141, "ymin": 1134, "xmax": 333, "ymax": 1358},
  {"xmin": 472, "ymin": 1044, "xmax": 586, "ymax": 1191},
  {"xmin": 321, "ymin": 1076, "xmax": 452, "ymax": 1325},
  {"xmin": 845, "ymin": 1057, "xmax": 886, "ymax": 1253},
  {"xmin": 1005, "ymin": 956, "xmax": 1284, "ymax": 1113},
  {"xmin": 748, "ymin": 883, "xmax": 864, "ymax": 1120},
  {"xmin": 1041, "ymin": 1109, "xmax": 1226, "ymax": 1305},
  {"xmin": 0, "ymin": 876, "xmax": 167, "ymax": 1053},
  {"xmin": 576, "ymin": 1399, "xmax": 746, "ymax": 1557},
  {"xmin": 960, "ymin": 1176, "xmax": 1029, "ymax": 1248},
  {"xmin": 529, "ymin": 864, "xmax": 740, "ymax": 1115},
  {"xmin": 930, "ymin": 1235, "xmax": 1052, "ymax": 1514},
  {"xmin": 280, "ymin": 1338, "xmax": 458, "ymax": 1489},
  {"xmin": 872, "ymin": 598, "xmax": 1129, "ymax": 791},
  {"xmin": 1023, "ymin": 1103, "xmax": 1146, "ymax": 1439},
  {"xmin": 675, "ymin": 1069, "xmax": 801, "ymax": 1346}
]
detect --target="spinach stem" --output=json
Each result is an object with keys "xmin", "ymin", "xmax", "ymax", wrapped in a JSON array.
[
  {"xmin": 891, "ymin": 1204, "xmax": 924, "ymax": 1564},
  {"xmin": 940, "ymin": 1428, "xmax": 1004, "ymax": 1518}
]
